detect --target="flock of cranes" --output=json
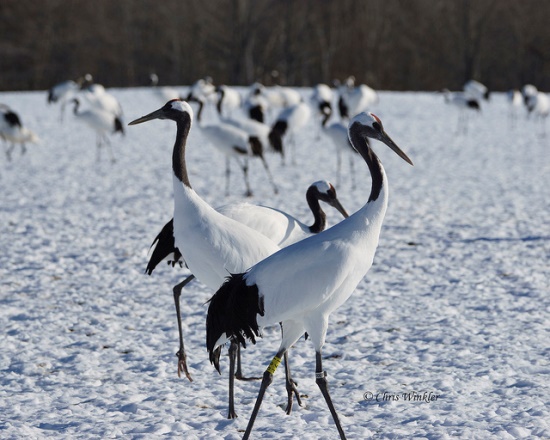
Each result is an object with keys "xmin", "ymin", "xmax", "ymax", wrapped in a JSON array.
[{"xmin": 1, "ymin": 74, "xmax": 547, "ymax": 438}]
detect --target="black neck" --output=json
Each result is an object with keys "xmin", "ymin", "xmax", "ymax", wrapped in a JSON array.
[
  {"xmin": 172, "ymin": 114, "xmax": 192, "ymax": 188},
  {"xmin": 216, "ymin": 90, "xmax": 224, "ymax": 114},
  {"xmin": 306, "ymin": 189, "xmax": 326, "ymax": 233},
  {"xmin": 349, "ymin": 125, "xmax": 383, "ymax": 202}
]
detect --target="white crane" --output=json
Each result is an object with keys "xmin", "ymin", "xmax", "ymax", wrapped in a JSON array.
[
  {"xmin": 128, "ymin": 99, "xmax": 292, "ymax": 420},
  {"xmin": 525, "ymin": 91, "xmax": 549, "ymax": 135},
  {"xmin": 199, "ymin": 121, "xmax": 278, "ymax": 196},
  {"xmin": 186, "ymin": 77, "xmax": 217, "ymax": 122},
  {"xmin": 244, "ymin": 83, "xmax": 269, "ymax": 123},
  {"xmin": 206, "ymin": 112, "xmax": 413, "ymax": 440},
  {"xmin": 269, "ymin": 101, "xmax": 311, "ymax": 164},
  {"xmin": 47, "ymin": 79, "xmax": 80, "ymax": 122},
  {"xmin": 0, "ymin": 104, "xmax": 39, "ymax": 161},
  {"xmin": 337, "ymin": 78, "xmax": 378, "ymax": 120},
  {"xmin": 442, "ymin": 89, "xmax": 480, "ymax": 133},
  {"xmin": 145, "ymin": 180, "xmax": 349, "ymax": 412},
  {"xmin": 72, "ymin": 99, "xmax": 124, "ymax": 162},
  {"xmin": 79, "ymin": 74, "xmax": 124, "ymax": 120},
  {"xmin": 216, "ymin": 107, "xmax": 286, "ymax": 162},
  {"xmin": 464, "ymin": 80, "xmax": 490, "ymax": 101},
  {"xmin": 507, "ymin": 89, "xmax": 523, "ymax": 127},
  {"xmin": 311, "ymin": 83, "xmax": 334, "ymax": 122},
  {"xmin": 149, "ymin": 73, "xmax": 182, "ymax": 103},
  {"xmin": 320, "ymin": 112, "xmax": 358, "ymax": 189}
]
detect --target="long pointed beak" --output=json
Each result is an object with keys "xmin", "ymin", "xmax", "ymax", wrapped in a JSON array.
[
  {"xmin": 128, "ymin": 108, "xmax": 166, "ymax": 125},
  {"xmin": 331, "ymin": 199, "xmax": 349, "ymax": 218},
  {"xmin": 380, "ymin": 131, "xmax": 414, "ymax": 166}
]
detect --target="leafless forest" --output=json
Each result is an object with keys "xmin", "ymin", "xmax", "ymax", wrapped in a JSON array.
[{"xmin": 1, "ymin": 0, "xmax": 549, "ymax": 91}]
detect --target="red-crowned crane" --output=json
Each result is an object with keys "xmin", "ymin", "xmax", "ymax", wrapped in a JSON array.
[
  {"xmin": 47, "ymin": 79, "xmax": 80, "ymax": 122},
  {"xmin": 320, "ymin": 111, "xmax": 358, "ymax": 189},
  {"xmin": 79, "ymin": 74, "xmax": 124, "ymax": 121},
  {"xmin": 442, "ymin": 89, "xmax": 480, "ymax": 133},
  {"xmin": 464, "ymin": 80, "xmax": 490, "ymax": 101},
  {"xmin": 269, "ymin": 101, "xmax": 311, "ymax": 165},
  {"xmin": 72, "ymin": 99, "xmax": 124, "ymax": 162},
  {"xmin": 206, "ymin": 112, "xmax": 413, "ymax": 440},
  {"xmin": 186, "ymin": 77, "xmax": 217, "ymax": 122},
  {"xmin": 199, "ymin": 121, "xmax": 278, "ymax": 196},
  {"xmin": 0, "ymin": 104, "xmax": 39, "ymax": 160},
  {"xmin": 337, "ymin": 77, "xmax": 379, "ymax": 120},
  {"xmin": 129, "ymin": 99, "xmax": 289, "ymax": 420}
]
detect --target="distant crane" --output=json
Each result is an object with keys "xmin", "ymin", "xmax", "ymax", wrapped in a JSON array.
[
  {"xmin": 0, "ymin": 104, "xmax": 39, "ymax": 160},
  {"xmin": 47, "ymin": 79, "xmax": 80, "ymax": 122},
  {"xmin": 442, "ymin": 89, "xmax": 480, "ymax": 133},
  {"xmin": 320, "ymin": 112, "xmax": 358, "ymax": 189},
  {"xmin": 269, "ymin": 101, "xmax": 311, "ymax": 164},
  {"xmin": 337, "ymin": 77, "xmax": 378, "ymax": 120},
  {"xmin": 199, "ymin": 121, "xmax": 278, "ymax": 196},
  {"xmin": 525, "ymin": 91, "xmax": 549, "ymax": 136},
  {"xmin": 72, "ymin": 99, "xmax": 124, "ymax": 162},
  {"xmin": 206, "ymin": 112, "xmax": 413, "ymax": 439},
  {"xmin": 464, "ymin": 80, "xmax": 490, "ymax": 101}
]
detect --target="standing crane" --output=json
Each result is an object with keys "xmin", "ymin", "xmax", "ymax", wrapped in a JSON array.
[
  {"xmin": 72, "ymin": 99, "xmax": 124, "ymax": 162},
  {"xmin": 129, "ymin": 99, "xmax": 293, "ymax": 420},
  {"xmin": 207, "ymin": 112, "xmax": 413, "ymax": 439}
]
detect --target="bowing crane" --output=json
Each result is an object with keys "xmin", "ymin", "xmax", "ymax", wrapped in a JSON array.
[{"xmin": 206, "ymin": 112, "xmax": 413, "ymax": 439}]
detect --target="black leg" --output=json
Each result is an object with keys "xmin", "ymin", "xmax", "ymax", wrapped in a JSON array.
[
  {"xmin": 173, "ymin": 274, "xmax": 195, "ymax": 381},
  {"xmin": 243, "ymin": 349, "xmax": 285, "ymax": 440},
  {"xmin": 315, "ymin": 351, "xmax": 346, "ymax": 440},
  {"xmin": 284, "ymin": 350, "xmax": 302, "ymax": 415},
  {"xmin": 227, "ymin": 341, "xmax": 238, "ymax": 419},
  {"xmin": 235, "ymin": 344, "xmax": 261, "ymax": 381}
]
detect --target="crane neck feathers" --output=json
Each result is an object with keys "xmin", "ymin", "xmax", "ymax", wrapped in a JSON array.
[{"xmin": 172, "ymin": 113, "xmax": 192, "ymax": 188}]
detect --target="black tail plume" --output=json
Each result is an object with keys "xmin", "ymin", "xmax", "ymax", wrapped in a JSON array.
[
  {"xmin": 268, "ymin": 121, "xmax": 287, "ymax": 156},
  {"xmin": 145, "ymin": 219, "xmax": 182, "ymax": 275},
  {"xmin": 114, "ymin": 116, "xmax": 125, "ymax": 135},
  {"xmin": 206, "ymin": 273, "xmax": 264, "ymax": 372},
  {"xmin": 249, "ymin": 136, "xmax": 263, "ymax": 158}
]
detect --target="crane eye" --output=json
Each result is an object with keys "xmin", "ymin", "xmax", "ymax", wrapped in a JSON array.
[{"xmin": 372, "ymin": 121, "xmax": 381, "ymax": 131}]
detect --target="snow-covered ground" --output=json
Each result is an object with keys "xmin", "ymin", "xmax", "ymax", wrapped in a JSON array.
[{"xmin": 1, "ymin": 86, "xmax": 548, "ymax": 439}]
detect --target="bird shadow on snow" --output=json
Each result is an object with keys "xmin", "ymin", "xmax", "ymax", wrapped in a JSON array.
[{"xmin": 458, "ymin": 235, "xmax": 550, "ymax": 244}]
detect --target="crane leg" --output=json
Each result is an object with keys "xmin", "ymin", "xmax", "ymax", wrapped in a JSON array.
[
  {"xmin": 235, "ymin": 344, "xmax": 261, "ymax": 381},
  {"xmin": 238, "ymin": 158, "xmax": 253, "ymax": 197},
  {"xmin": 243, "ymin": 349, "xmax": 286, "ymax": 440},
  {"xmin": 173, "ymin": 274, "xmax": 195, "ymax": 381},
  {"xmin": 315, "ymin": 350, "xmax": 347, "ymax": 440},
  {"xmin": 259, "ymin": 155, "xmax": 278, "ymax": 194},
  {"xmin": 284, "ymin": 350, "xmax": 302, "ymax": 414},
  {"xmin": 227, "ymin": 341, "xmax": 239, "ymax": 419}
]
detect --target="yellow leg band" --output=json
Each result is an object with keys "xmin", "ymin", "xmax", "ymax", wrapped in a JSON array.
[{"xmin": 266, "ymin": 356, "xmax": 282, "ymax": 375}]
